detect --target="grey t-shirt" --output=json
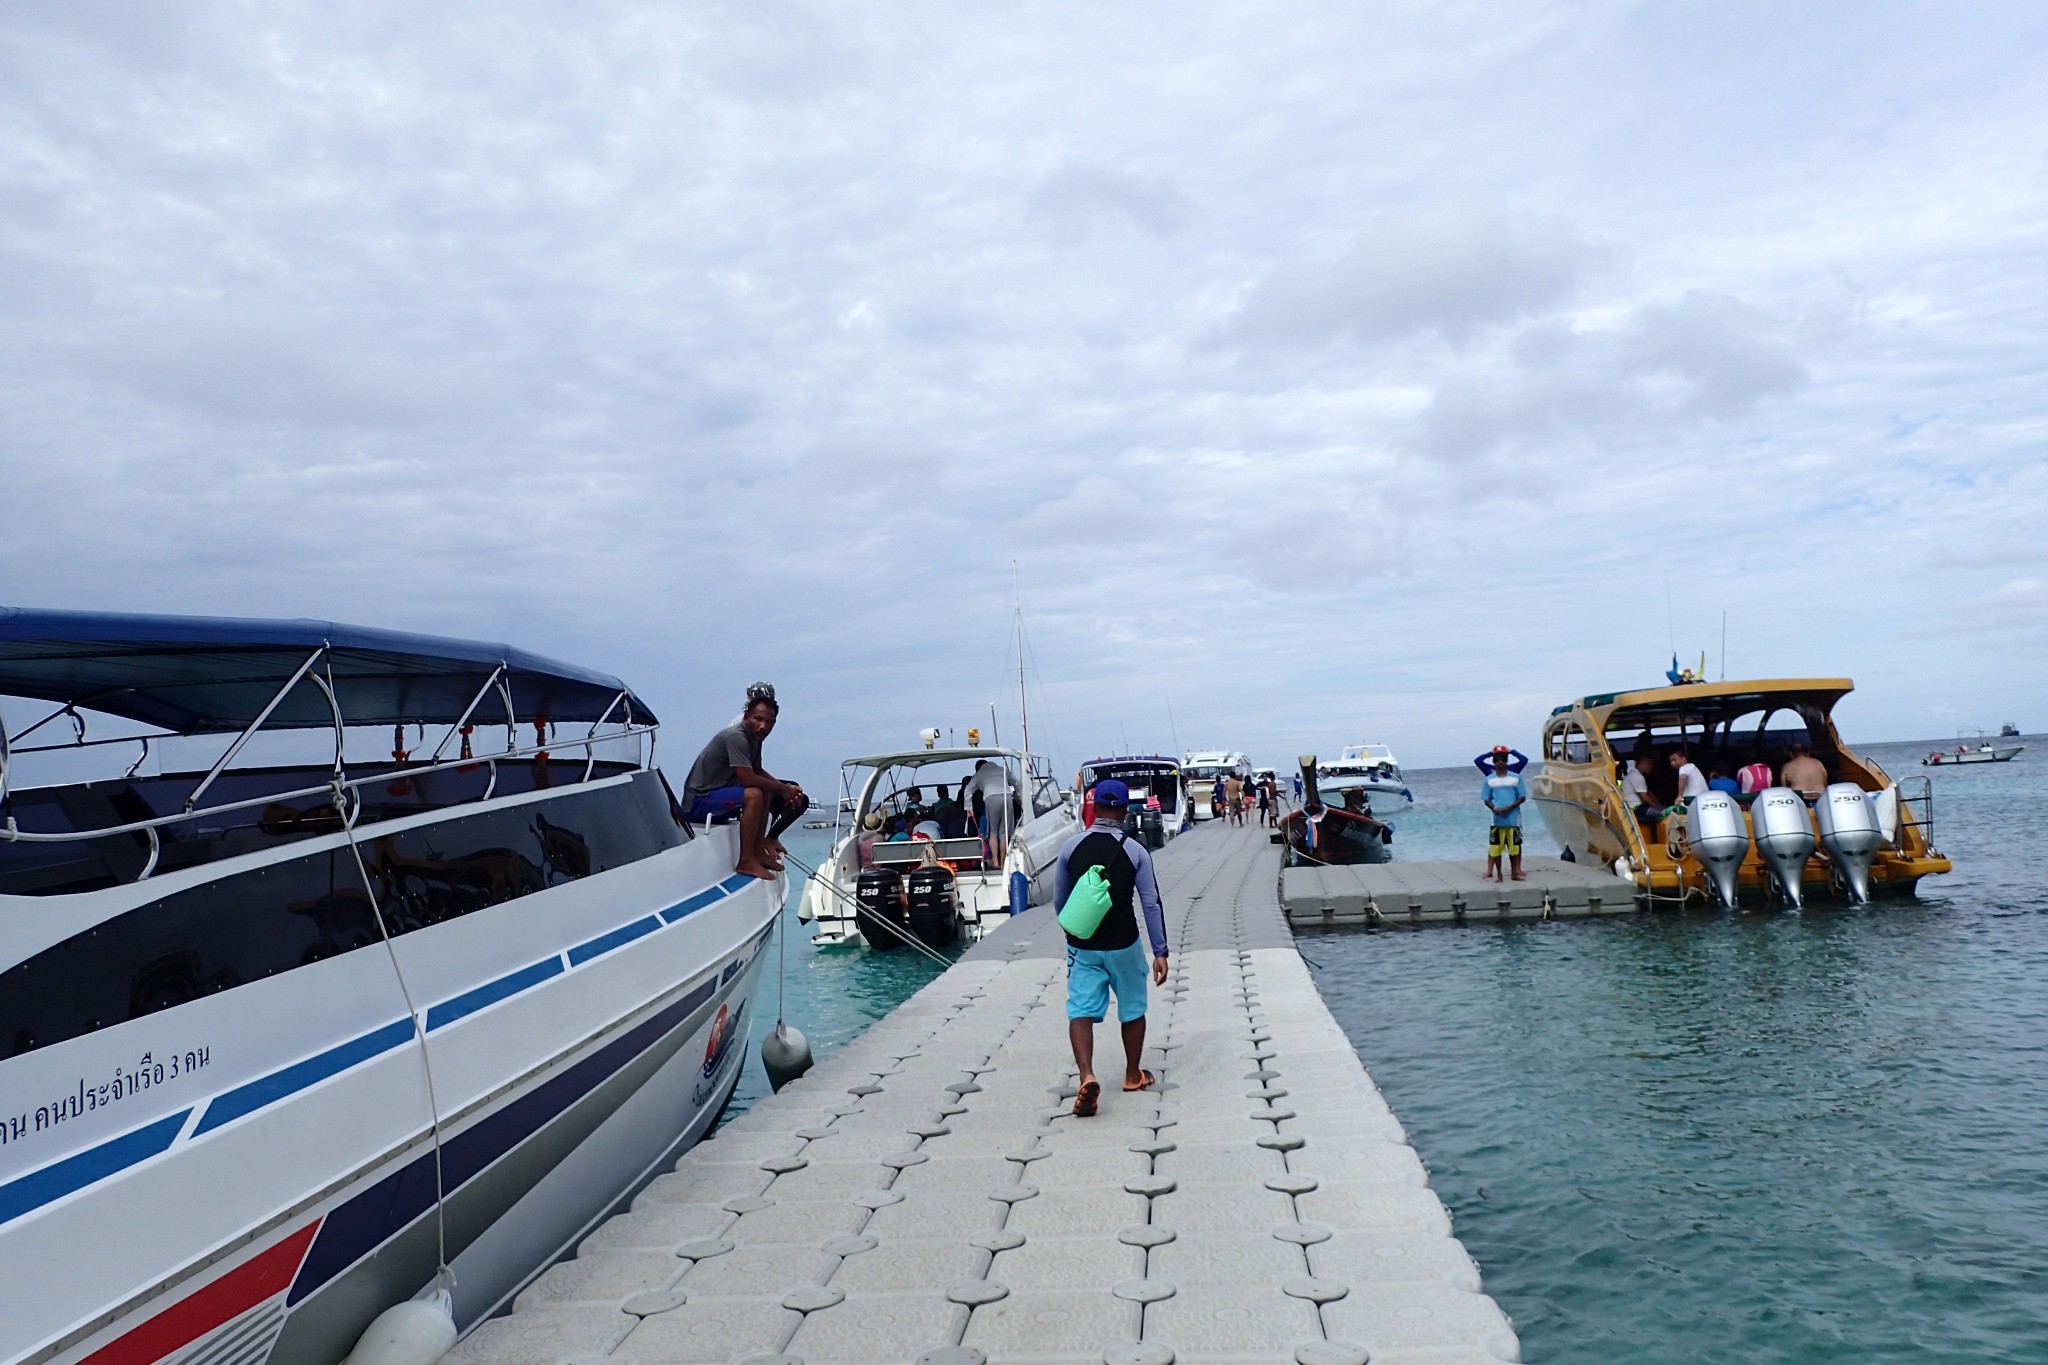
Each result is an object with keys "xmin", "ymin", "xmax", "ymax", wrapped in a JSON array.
[{"xmin": 683, "ymin": 723, "xmax": 763, "ymax": 802}]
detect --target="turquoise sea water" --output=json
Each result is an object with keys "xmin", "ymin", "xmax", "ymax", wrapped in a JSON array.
[
  {"xmin": 1306, "ymin": 742, "xmax": 2048, "ymax": 1362},
  {"xmin": 720, "ymin": 824, "xmax": 965, "ymax": 1127}
]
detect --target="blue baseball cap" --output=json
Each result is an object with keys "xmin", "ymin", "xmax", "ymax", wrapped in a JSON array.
[{"xmin": 1094, "ymin": 778, "xmax": 1131, "ymax": 806}]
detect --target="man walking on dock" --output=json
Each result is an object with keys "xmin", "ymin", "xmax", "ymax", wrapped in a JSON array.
[
  {"xmin": 1476, "ymin": 744, "xmax": 1529, "ymax": 883},
  {"xmin": 1054, "ymin": 778, "xmax": 1170, "ymax": 1117}
]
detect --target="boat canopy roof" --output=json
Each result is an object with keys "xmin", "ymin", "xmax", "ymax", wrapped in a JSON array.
[
  {"xmin": 0, "ymin": 607, "xmax": 652, "ymax": 734},
  {"xmin": 1556, "ymin": 678, "xmax": 1853, "ymax": 729},
  {"xmin": 841, "ymin": 746, "xmax": 1036, "ymax": 769},
  {"xmin": 1083, "ymin": 755, "xmax": 1179, "ymax": 771}
]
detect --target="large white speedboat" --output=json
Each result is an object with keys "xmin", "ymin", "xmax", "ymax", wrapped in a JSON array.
[
  {"xmin": 798, "ymin": 744, "xmax": 1076, "ymax": 947},
  {"xmin": 0, "ymin": 609, "xmax": 779, "ymax": 1365},
  {"xmin": 1318, "ymin": 742, "xmax": 1413, "ymax": 810},
  {"xmin": 1181, "ymin": 750, "xmax": 1251, "ymax": 821}
]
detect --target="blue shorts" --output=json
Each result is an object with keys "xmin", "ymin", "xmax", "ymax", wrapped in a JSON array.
[
  {"xmin": 682, "ymin": 786, "xmax": 745, "ymax": 822},
  {"xmin": 1067, "ymin": 942, "xmax": 1150, "ymax": 1023}
]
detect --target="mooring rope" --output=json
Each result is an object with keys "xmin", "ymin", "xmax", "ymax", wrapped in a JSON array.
[
  {"xmin": 332, "ymin": 772, "xmax": 454, "ymax": 1284},
  {"xmin": 777, "ymin": 849, "xmax": 960, "ymax": 970}
]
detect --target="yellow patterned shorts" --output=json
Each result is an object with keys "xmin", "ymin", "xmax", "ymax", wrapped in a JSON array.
[{"xmin": 1488, "ymin": 825, "xmax": 1522, "ymax": 857}]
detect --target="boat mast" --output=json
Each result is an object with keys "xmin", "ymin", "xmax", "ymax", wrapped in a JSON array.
[{"xmin": 1014, "ymin": 564, "xmax": 1032, "ymax": 757}]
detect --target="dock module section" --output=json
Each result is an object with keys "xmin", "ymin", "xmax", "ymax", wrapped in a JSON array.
[
  {"xmin": 1284, "ymin": 855, "xmax": 1637, "ymax": 926},
  {"xmin": 451, "ymin": 823, "xmax": 1519, "ymax": 1365}
]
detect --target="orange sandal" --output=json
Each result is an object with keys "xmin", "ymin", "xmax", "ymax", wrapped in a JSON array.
[
  {"xmin": 1073, "ymin": 1080, "xmax": 1101, "ymax": 1117},
  {"xmin": 1124, "ymin": 1070, "xmax": 1156, "ymax": 1092}
]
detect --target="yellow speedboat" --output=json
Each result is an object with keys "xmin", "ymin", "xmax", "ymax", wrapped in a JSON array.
[{"xmin": 1530, "ymin": 678, "xmax": 1950, "ymax": 906}]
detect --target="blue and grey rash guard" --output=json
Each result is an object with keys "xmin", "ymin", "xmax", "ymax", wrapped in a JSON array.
[{"xmin": 1053, "ymin": 818, "xmax": 1169, "ymax": 957}]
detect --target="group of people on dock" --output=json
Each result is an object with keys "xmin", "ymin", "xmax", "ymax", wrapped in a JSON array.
[{"xmin": 1212, "ymin": 771, "xmax": 1281, "ymax": 828}]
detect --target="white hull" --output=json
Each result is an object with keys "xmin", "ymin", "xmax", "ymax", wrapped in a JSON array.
[
  {"xmin": 1923, "ymin": 746, "xmax": 2022, "ymax": 765},
  {"xmin": 2, "ymin": 812, "xmax": 775, "ymax": 1365}
]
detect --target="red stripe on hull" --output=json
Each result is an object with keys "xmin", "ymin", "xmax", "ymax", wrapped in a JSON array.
[{"xmin": 80, "ymin": 1221, "xmax": 320, "ymax": 1365}]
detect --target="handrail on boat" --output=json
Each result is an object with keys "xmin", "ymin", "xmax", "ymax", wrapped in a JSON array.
[{"xmin": 0, "ymin": 723, "xmax": 659, "ymax": 861}]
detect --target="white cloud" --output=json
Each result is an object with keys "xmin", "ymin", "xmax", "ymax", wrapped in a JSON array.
[
  {"xmin": 1413, "ymin": 289, "xmax": 1808, "ymax": 461},
  {"xmin": 0, "ymin": 2, "xmax": 2044, "ymax": 771},
  {"xmin": 1226, "ymin": 205, "xmax": 1615, "ymax": 347},
  {"xmin": 1029, "ymin": 159, "xmax": 1191, "ymax": 239}
]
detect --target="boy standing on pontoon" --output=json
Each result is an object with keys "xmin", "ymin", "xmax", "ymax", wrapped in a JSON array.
[
  {"xmin": 1475, "ymin": 744, "xmax": 1529, "ymax": 883},
  {"xmin": 1054, "ymin": 779, "xmax": 1170, "ymax": 1118}
]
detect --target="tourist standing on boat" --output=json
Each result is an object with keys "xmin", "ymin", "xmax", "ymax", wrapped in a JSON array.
[
  {"xmin": 1738, "ymin": 752, "xmax": 1774, "ymax": 794},
  {"xmin": 680, "ymin": 685, "xmax": 809, "ymax": 880},
  {"xmin": 969, "ymin": 759, "xmax": 1017, "ymax": 862},
  {"xmin": 1666, "ymin": 746, "xmax": 1709, "ymax": 813},
  {"xmin": 1054, "ymin": 779, "xmax": 1170, "ymax": 1117},
  {"xmin": 1475, "ymin": 745, "xmax": 1529, "ymax": 883}
]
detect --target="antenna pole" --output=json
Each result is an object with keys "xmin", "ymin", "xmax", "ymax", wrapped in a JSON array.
[{"xmin": 1013, "ymin": 564, "xmax": 1031, "ymax": 756}]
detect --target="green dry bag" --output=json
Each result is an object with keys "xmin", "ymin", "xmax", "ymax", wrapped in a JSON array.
[{"xmin": 1057, "ymin": 864, "xmax": 1114, "ymax": 939}]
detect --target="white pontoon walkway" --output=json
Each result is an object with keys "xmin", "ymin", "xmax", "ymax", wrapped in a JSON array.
[{"xmin": 452, "ymin": 823, "xmax": 1519, "ymax": 1365}]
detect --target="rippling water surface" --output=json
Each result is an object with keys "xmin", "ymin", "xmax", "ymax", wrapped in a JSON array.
[
  {"xmin": 1307, "ymin": 742, "xmax": 2048, "ymax": 1362},
  {"xmin": 720, "ymin": 824, "xmax": 963, "ymax": 1126}
]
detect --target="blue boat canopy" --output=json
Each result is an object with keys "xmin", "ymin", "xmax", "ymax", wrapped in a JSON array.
[{"xmin": 0, "ymin": 608, "xmax": 655, "ymax": 734}]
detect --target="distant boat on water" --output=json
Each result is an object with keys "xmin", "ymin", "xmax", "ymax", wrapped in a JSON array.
[{"xmin": 1923, "ymin": 731, "xmax": 2024, "ymax": 765}]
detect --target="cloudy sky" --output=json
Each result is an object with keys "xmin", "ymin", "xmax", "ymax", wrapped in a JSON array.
[{"xmin": 3, "ymin": 2, "xmax": 2045, "ymax": 782}]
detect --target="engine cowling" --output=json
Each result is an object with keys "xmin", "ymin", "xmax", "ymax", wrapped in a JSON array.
[
  {"xmin": 1750, "ymin": 786, "xmax": 1816, "ymax": 907},
  {"xmin": 1685, "ymin": 790, "xmax": 1750, "ymax": 909},
  {"xmin": 1815, "ymin": 782, "xmax": 1881, "ymax": 903}
]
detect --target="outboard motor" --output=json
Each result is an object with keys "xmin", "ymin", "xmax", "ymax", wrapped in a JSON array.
[
  {"xmin": 1685, "ymin": 790, "xmax": 1750, "ymax": 909},
  {"xmin": 855, "ymin": 868, "xmax": 908, "ymax": 950},
  {"xmin": 905, "ymin": 866, "xmax": 959, "ymax": 947},
  {"xmin": 1816, "ymin": 782, "xmax": 1882, "ymax": 903},
  {"xmin": 1751, "ymin": 786, "xmax": 1816, "ymax": 907}
]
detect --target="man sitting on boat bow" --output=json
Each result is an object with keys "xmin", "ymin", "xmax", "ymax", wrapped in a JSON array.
[{"xmin": 680, "ymin": 683, "xmax": 809, "ymax": 879}]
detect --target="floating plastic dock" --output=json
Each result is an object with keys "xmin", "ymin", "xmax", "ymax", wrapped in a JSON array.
[
  {"xmin": 452, "ymin": 824, "xmax": 1519, "ymax": 1365},
  {"xmin": 1282, "ymin": 856, "xmax": 1635, "ymax": 927}
]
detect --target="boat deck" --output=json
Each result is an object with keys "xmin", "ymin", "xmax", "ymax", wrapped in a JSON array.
[
  {"xmin": 450, "ymin": 823, "xmax": 1518, "ymax": 1365},
  {"xmin": 1282, "ymin": 856, "xmax": 1636, "ymax": 927}
]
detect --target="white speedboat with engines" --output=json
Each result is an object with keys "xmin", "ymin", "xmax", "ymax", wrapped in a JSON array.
[
  {"xmin": 798, "ymin": 742, "xmax": 1077, "ymax": 948},
  {"xmin": 0, "ymin": 609, "xmax": 779, "ymax": 1365},
  {"xmin": 1318, "ymin": 742, "xmax": 1413, "ymax": 811}
]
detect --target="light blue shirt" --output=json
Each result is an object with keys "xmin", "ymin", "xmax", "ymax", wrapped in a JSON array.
[{"xmin": 1481, "ymin": 772, "xmax": 1527, "ymax": 827}]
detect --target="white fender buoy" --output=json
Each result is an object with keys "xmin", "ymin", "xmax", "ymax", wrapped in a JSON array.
[
  {"xmin": 343, "ymin": 1287, "xmax": 456, "ymax": 1365},
  {"xmin": 761, "ymin": 1021, "xmax": 813, "ymax": 1092}
]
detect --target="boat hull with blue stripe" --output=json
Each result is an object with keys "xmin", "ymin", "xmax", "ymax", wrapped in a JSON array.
[{"xmin": 0, "ymin": 610, "xmax": 779, "ymax": 1365}]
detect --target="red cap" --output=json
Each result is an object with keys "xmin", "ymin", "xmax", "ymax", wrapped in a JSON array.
[{"xmin": 1492, "ymin": 744, "xmax": 1510, "ymax": 756}]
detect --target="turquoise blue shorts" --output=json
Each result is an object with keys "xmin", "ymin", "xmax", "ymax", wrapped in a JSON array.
[{"xmin": 1067, "ymin": 942, "xmax": 1150, "ymax": 1023}]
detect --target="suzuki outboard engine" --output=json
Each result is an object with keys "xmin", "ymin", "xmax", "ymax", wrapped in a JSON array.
[
  {"xmin": 1685, "ymin": 790, "xmax": 1750, "ymax": 909},
  {"xmin": 1751, "ymin": 787, "xmax": 1817, "ymax": 907},
  {"xmin": 855, "ymin": 869, "xmax": 908, "ymax": 950},
  {"xmin": 1816, "ymin": 782, "xmax": 1882, "ymax": 903}
]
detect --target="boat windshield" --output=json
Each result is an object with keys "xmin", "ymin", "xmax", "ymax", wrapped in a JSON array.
[
  {"xmin": 849, "ymin": 753, "xmax": 1063, "ymax": 835},
  {"xmin": 1601, "ymin": 695, "xmax": 1834, "ymax": 785},
  {"xmin": 1079, "ymin": 760, "xmax": 1182, "ymax": 813},
  {"xmin": 1184, "ymin": 765, "xmax": 1231, "ymax": 780}
]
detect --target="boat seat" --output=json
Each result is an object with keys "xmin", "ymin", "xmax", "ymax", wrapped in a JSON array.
[{"xmin": 871, "ymin": 837, "xmax": 984, "ymax": 868}]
